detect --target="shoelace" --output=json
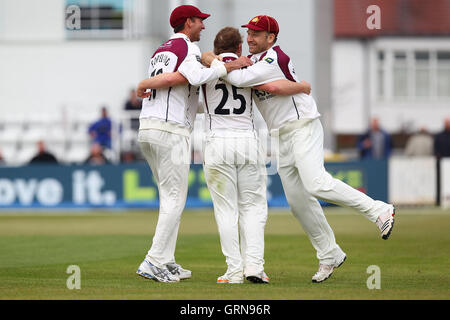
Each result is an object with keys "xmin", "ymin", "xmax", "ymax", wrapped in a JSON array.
[
  {"xmin": 146, "ymin": 261, "xmax": 174, "ymax": 280},
  {"xmin": 167, "ymin": 263, "xmax": 184, "ymax": 275},
  {"xmin": 152, "ymin": 266, "xmax": 173, "ymax": 279}
]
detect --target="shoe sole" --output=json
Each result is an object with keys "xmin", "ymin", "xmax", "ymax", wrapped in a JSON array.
[
  {"xmin": 312, "ymin": 255, "xmax": 347, "ymax": 283},
  {"xmin": 382, "ymin": 219, "xmax": 395, "ymax": 240},
  {"xmin": 136, "ymin": 270, "xmax": 157, "ymax": 281},
  {"xmin": 217, "ymin": 279, "xmax": 229, "ymax": 284},
  {"xmin": 336, "ymin": 255, "xmax": 347, "ymax": 268},
  {"xmin": 246, "ymin": 276, "xmax": 269, "ymax": 284},
  {"xmin": 382, "ymin": 206, "xmax": 396, "ymax": 240},
  {"xmin": 312, "ymin": 275, "xmax": 331, "ymax": 283},
  {"xmin": 217, "ymin": 280, "xmax": 243, "ymax": 284}
]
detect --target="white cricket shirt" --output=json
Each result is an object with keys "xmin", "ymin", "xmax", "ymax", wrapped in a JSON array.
[
  {"xmin": 225, "ymin": 45, "xmax": 321, "ymax": 132},
  {"xmin": 140, "ymin": 33, "xmax": 227, "ymax": 135},
  {"xmin": 201, "ymin": 53, "xmax": 256, "ymax": 136}
]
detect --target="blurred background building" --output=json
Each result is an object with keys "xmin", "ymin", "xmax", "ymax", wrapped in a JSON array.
[
  {"xmin": 0, "ymin": 0, "xmax": 449, "ymax": 165},
  {"xmin": 0, "ymin": 0, "xmax": 332, "ymax": 165},
  {"xmin": 333, "ymin": 0, "xmax": 450, "ymax": 156}
]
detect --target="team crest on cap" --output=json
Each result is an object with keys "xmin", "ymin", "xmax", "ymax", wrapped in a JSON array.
[{"xmin": 251, "ymin": 17, "xmax": 260, "ymax": 23}]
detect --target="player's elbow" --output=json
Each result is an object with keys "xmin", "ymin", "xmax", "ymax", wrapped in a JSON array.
[
  {"xmin": 226, "ymin": 78, "xmax": 247, "ymax": 88},
  {"xmin": 185, "ymin": 73, "xmax": 209, "ymax": 86},
  {"xmin": 167, "ymin": 73, "xmax": 188, "ymax": 87},
  {"xmin": 187, "ymin": 78, "xmax": 202, "ymax": 86},
  {"xmin": 224, "ymin": 72, "xmax": 248, "ymax": 87},
  {"xmin": 179, "ymin": 73, "xmax": 200, "ymax": 86},
  {"xmin": 161, "ymin": 76, "xmax": 176, "ymax": 88}
]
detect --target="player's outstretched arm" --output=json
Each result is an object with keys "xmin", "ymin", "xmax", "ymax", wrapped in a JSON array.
[
  {"xmin": 254, "ymin": 80, "xmax": 311, "ymax": 96},
  {"xmin": 225, "ymin": 60, "xmax": 284, "ymax": 88},
  {"xmin": 136, "ymin": 72, "xmax": 188, "ymax": 98},
  {"xmin": 201, "ymin": 51, "xmax": 252, "ymax": 71},
  {"xmin": 179, "ymin": 56, "xmax": 253, "ymax": 86}
]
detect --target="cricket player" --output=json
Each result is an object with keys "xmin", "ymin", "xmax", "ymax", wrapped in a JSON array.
[
  {"xmin": 135, "ymin": 5, "xmax": 253, "ymax": 283},
  {"xmin": 203, "ymin": 27, "xmax": 313, "ymax": 284},
  {"xmin": 216, "ymin": 15, "xmax": 396, "ymax": 283},
  {"xmin": 136, "ymin": 27, "xmax": 311, "ymax": 284}
]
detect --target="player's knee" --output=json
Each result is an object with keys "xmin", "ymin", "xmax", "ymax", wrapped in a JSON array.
[{"xmin": 303, "ymin": 172, "xmax": 336, "ymax": 196}]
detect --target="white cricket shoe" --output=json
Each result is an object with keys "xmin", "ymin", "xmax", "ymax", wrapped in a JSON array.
[
  {"xmin": 246, "ymin": 271, "xmax": 270, "ymax": 284},
  {"xmin": 376, "ymin": 205, "xmax": 395, "ymax": 240},
  {"xmin": 136, "ymin": 260, "xmax": 180, "ymax": 283},
  {"xmin": 217, "ymin": 272, "xmax": 244, "ymax": 284},
  {"xmin": 312, "ymin": 255, "xmax": 346, "ymax": 283},
  {"xmin": 166, "ymin": 263, "xmax": 192, "ymax": 280}
]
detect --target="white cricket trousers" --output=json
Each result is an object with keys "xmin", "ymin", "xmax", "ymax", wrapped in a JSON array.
[
  {"xmin": 203, "ymin": 133, "xmax": 268, "ymax": 277},
  {"xmin": 138, "ymin": 128, "xmax": 190, "ymax": 268},
  {"xmin": 276, "ymin": 118, "xmax": 390, "ymax": 265}
]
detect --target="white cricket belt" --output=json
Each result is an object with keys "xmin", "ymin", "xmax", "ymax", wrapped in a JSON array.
[{"xmin": 139, "ymin": 117, "xmax": 191, "ymax": 137}]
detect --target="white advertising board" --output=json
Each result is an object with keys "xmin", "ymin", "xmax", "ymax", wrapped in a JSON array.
[
  {"xmin": 389, "ymin": 156, "xmax": 436, "ymax": 205},
  {"xmin": 441, "ymin": 158, "xmax": 450, "ymax": 209}
]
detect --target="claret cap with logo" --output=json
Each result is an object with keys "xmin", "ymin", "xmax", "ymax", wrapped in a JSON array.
[
  {"xmin": 241, "ymin": 15, "xmax": 279, "ymax": 35},
  {"xmin": 170, "ymin": 5, "xmax": 211, "ymax": 28}
]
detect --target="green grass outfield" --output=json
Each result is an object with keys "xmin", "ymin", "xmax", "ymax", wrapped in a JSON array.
[{"xmin": 0, "ymin": 207, "xmax": 449, "ymax": 300}]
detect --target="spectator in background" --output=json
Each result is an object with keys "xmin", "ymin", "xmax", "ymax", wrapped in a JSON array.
[
  {"xmin": 0, "ymin": 148, "xmax": 5, "ymax": 165},
  {"xmin": 124, "ymin": 89, "xmax": 142, "ymax": 111},
  {"xmin": 88, "ymin": 106, "xmax": 112, "ymax": 149},
  {"xmin": 357, "ymin": 117, "xmax": 392, "ymax": 160},
  {"xmin": 84, "ymin": 143, "xmax": 109, "ymax": 165},
  {"xmin": 434, "ymin": 117, "xmax": 450, "ymax": 158},
  {"xmin": 121, "ymin": 151, "xmax": 137, "ymax": 163},
  {"xmin": 404, "ymin": 127, "xmax": 433, "ymax": 157},
  {"xmin": 124, "ymin": 89, "xmax": 142, "ymax": 130},
  {"xmin": 29, "ymin": 141, "xmax": 58, "ymax": 164}
]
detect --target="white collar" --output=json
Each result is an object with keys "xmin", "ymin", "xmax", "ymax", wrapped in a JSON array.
[
  {"xmin": 219, "ymin": 52, "xmax": 239, "ymax": 59},
  {"xmin": 251, "ymin": 46, "xmax": 273, "ymax": 60},
  {"xmin": 170, "ymin": 33, "xmax": 191, "ymax": 42}
]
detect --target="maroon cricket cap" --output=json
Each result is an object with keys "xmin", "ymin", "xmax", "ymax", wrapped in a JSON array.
[
  {"xmin": 170, "ymin": 5, "xmax": 211, "ymax": 28},
  {"xmin": 241, "ymin": 15, "xmax": 279, "ymax": 35}
]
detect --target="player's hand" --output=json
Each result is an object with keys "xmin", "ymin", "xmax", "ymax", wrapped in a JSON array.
[
  {"xmin": 137, "ymin": 82, "xmax": 152, "ymax": 98},
  {"xmin": 201, "ymin": 51, "xmax": 220, "ymax": 67},
  {"xmin": 300, "ymin": 80, "xmax": 311, "ymax": 95},
  {"xmin": 234, "ymin": 56, "xmax": 253, "ymax": 68},
  {"xmin": 140, "ymin": 90, "xmax": 152, "ymax": 98},
  {"xmin": 225, "ymin": 56, "xmax": 253, "ymax": 73}
]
